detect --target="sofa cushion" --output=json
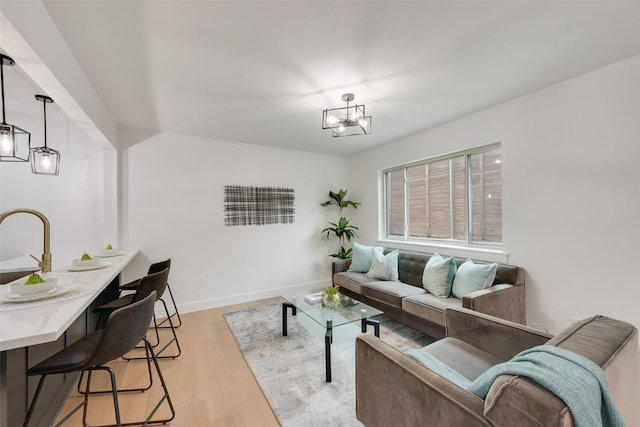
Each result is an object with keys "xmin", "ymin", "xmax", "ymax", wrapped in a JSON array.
[
  {"xmin": 367, "ymin": 248, "xmax": 399, "ymax": 281},
  {"xmin": 395, "ymin": 250, "xmax": 431, "ymax": 287},
  {"xmin": 422, "ymin": 253, "xmax": 457, "ymax": 298},
  {"xmin": 494, "ymin": 264, "xmax": 521, "ymax": 286},
  {"xmin": 452, "ymin": 259, "xmax": 498, "ymax": 299},
  {"xmin": 348, "ymin": 242, "xmax": 377, "ymax": 273},
  {"xmin": 402, "ymin": 293, "xmax": 462, "ymax": 326},
  {"xmin": 422, "ymin": 337, "xmax": 504, "ymax": 381},
  {"xmin": 361, "ymin": 281, "xmax": 425, "ymax": 308},
  {"xmin": 334, "ymin": 271, "xmax": 379, "ymax": 294}
]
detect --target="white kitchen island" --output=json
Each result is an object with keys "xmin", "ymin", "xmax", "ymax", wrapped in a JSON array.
[{"xmin": 0, "ymin": 250, "xmax": 139, "ymax": 427}]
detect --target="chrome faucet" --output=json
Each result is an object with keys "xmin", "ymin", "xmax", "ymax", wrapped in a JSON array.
[{"xmin": 0, "ymin": 208, "xmax": 52, "ymax": 272}]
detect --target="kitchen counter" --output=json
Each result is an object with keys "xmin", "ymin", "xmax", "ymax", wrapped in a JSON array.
[
  {"xmin": 0, "ymin": 249, "xmax": 139, "ymax": 427},
  {"xmin": 0, "ymin": 250, "xmax": 138, "ymax": 351}
]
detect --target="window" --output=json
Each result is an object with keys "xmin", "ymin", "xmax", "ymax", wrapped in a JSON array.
[{"xmin": 384, "ymin": 144, "xmax": 502, "ymax": 246}]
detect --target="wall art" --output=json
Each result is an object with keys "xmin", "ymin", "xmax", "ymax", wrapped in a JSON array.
[{"xmin": 224, "ymin": 185, "xmax": 295, "ymax": 226}]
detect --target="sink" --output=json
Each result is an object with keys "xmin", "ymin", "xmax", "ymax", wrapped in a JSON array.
[
  {"xmin": 0, "ymin": 270, "xmax": 30, "ymax": 285},
  {"xmin": 0, "ymin": 256, "xmax": 40, "ymax": 285}
]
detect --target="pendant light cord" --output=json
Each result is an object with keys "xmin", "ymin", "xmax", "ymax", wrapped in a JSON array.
[
  {"xmin": 42, "ymin": 97, "xmax": 48, "ymax": 148},
  {"xmin": 1, "ymin": 62, "xmax": 6, "ymax": 124}
]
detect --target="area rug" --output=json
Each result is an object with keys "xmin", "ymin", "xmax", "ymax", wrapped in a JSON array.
[{"xmin": 224, "ymin": 303, "xmax": 435, "ymax": 426}]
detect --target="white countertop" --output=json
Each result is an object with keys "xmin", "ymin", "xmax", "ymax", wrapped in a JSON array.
[{"xmin": 0, "ymin": 250, "xmax": 138, "ymax": 351}]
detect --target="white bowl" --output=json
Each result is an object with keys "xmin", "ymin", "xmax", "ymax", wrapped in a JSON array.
[
  {"xmin": 98, "ymin": 248, "xmax": 118, "ymax": 255},
  {"xmin": 72, "ymin": 258, "xmax": 99, "ymax": 267},
  {"xmin": 11, "ymin": 277, "xmax": 58, "ymax": 296}
]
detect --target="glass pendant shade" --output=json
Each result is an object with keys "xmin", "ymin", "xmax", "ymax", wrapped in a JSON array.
[
  {"xmin": 322, "ymin": 93, "xmax": 372, "ymax": 137},
  {"xmin": 0, "ymin": 123, "xmax": 31, "ymax": 161},
  {"xmin": 0, "ymin": 54, "xmax": 31, "ymax": 162},
  {"xmin": 31, "ymin": 146, "xmax": 60, "ymax": 175},
  {"xmin": 31, "ymin": 95, "xmax": 60, "ymax": 175}
]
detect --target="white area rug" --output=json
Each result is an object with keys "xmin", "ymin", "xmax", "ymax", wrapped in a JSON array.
[{"xmin": 224, "ymin": 303, "xmax": 435, "ymax": 426}]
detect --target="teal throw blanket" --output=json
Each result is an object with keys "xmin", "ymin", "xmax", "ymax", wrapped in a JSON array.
[{"xmin": 406, "ymin": 345, "xmax": 624, "ymax": 427}]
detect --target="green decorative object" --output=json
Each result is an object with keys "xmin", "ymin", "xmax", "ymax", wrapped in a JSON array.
[
  {"xmin": 24, "ymin": 272, "xmax": 45, "ymax": 285},
  {"xmin": 321, "ymin": 285, "xmax": 342, "ymax": 309},
  {"xmin": 321, "ymin": 189, "xmax": 361, "ymax": 259}
]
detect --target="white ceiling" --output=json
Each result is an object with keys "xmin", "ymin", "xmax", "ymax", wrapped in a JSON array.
[{"xmin": 9, "ymin": 1, "xmax": 640, "ymax": 156}]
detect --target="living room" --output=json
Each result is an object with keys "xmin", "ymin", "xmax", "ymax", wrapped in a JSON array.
[{"xmin": 1, "ymin": 1, "xmax": 639, "ymax": 426}]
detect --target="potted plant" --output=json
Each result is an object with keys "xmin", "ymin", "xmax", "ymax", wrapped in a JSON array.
[
  {"xmin": 321, "ymin": 189, "xmax": 361, "ymax": 259},
  {"xmin": 321, "ymin": 284, "xmax": 342, "ymax": 309}
]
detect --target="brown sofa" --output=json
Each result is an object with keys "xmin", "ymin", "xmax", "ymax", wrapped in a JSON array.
[
  {"xmin": 355, "ymin": 307, "xmax": 639, "ymax": 427},
  {"xmin": 333, "ymin": 248, "xmax": 525, "ymax": 338}
]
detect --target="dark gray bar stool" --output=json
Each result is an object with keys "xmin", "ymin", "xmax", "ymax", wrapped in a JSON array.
[
  {"xmin": 93, "ymin": 267, "xmax": 181, "ymax": 359},
  {"xmin": 23, "ymin": 291, "xmax": 176, "ymax": 427},
  {"xmin": 119, "ymin": 259, "xmax": 182, "ymax": 329}
]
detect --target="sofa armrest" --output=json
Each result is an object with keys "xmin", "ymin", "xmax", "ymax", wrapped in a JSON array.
[
  {"xmin": 355, "ymin": 334, "xmax": 492, "ymax": 427},
  {"xmin": 445, "ymin": 307, "xmax": 552, "ymax": 361},
  {"xmin": 462, "ymin": 283, "xmax": 526, "ymax": 324},
  {"xmin": 331, "ymin": 259, "xmax": 351, "ymax": 276}
]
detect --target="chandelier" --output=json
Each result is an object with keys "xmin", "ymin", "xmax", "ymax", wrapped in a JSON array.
[{"xmin": 322, "ymin": 93, "xmax": 371, "ymax": 137}]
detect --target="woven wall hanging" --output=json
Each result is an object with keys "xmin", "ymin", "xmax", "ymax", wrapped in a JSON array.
[{"xmin": 224, "ymin": 185, "xmax": 295, "ymax": 226}]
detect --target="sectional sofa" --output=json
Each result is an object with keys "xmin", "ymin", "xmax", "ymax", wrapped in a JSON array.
[
  {"xmin": 332, "ymin": 247, "xmax": 525, "ymax": 338},
  {"xmin": 355, "ymin": 307, "xmax": 639, "ymax": 426}
]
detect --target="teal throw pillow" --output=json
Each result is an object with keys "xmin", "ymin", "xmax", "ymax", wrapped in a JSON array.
[
  {"xmin": 348, "ymin": 242, "xmax": 376, "ymax": 273},
  {"xmin": 366, "ymin": 247, "xmax": 399, "ymax": 281},
  {"xmin": 451, "ymin": 259, "xmax": 498, "ymax": 299},
  {"xmin": 422, "ymin": 253, "xmax": 457, "ymax": 298}
]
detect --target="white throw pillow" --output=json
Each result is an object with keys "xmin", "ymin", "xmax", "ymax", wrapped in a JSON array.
[
  {"xmin": 451, "ymin": 259, "xmax": 498, "ymax": 298},
  {"xmin": 366, "ymin": 247, "xmax": 399, "ymax": 281},
  {"xmin": 422, "ymin": 253, "xmax": 457, "ymax": 298}
]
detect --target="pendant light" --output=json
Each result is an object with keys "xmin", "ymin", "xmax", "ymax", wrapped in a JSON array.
[
  {"xmin": 31, "ymin": 95, "xmax": 60, "ymax": 175},
  {"xmin": 322, "ymin": 93, "xmax": 372, "ymax": 137},
  {"xmin": 0, "ymin": 54, "xmax": 31, "ymax": 162}
]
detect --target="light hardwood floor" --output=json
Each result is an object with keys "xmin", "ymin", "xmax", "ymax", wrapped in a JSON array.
[{"xmin": 54, "ymin": 297, "xmax": 282, "ymax": 426}]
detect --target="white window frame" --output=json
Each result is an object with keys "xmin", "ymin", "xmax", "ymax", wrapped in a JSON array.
[{"xmin": 382, "ymin": 142, "xmax": 502, "ymax": 250}]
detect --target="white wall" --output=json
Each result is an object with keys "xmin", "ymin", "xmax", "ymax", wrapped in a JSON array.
[
  {"xmin": 119, "ymin": 130, "xmax": 347, "ymax": 312},
  {"xmin": 348, "ymin": 54, "xmax": 640, "ymax": 334},
  {"xmin": 0, "ymin": 105, "xmax": 118, "ymax": 265}
]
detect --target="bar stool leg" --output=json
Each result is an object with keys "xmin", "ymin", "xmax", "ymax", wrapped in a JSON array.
[
  {"xmin": 154, "ymin": 299, "xmax": 181, "ymax": 359},
  {"xmin": 156, "ymin": 284, "xmax": 183, "ymax": 329},
  {"xmin": 123, "ymin": 299, "xmax": 181, "ymax": 360},
  {"xmin": 23, "ymin": 375, "xmax": 47, "ymax": 427},
  {"xmin": 143, "ymin": 338, "xmax": 176, "ymax": 424}
]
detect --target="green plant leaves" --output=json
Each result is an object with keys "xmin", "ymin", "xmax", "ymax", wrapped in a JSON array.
[
  {"xmin": 321, "ymin": 217, "xmax": 359, "ymax": 240},
  {"xmin": 321, "ymin": 188, "xmax": 361, "ymax": 259},
  {"xmin": 329, "ymin": 247, "xmax": 353, "ymax": 259},
  {"xmin": 320, "ymin": 189, "xmax": 361, "ymax": 211}
]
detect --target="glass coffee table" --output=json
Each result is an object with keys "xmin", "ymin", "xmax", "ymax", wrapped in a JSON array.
[{"xmin": 281, "ymin": 293, "xmax": 383, "ymax": 382}]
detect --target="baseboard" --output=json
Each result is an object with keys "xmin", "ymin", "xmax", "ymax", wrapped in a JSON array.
[{"xmin": 154, "ymin": 279, "xmax": 330, "ymax": 318}]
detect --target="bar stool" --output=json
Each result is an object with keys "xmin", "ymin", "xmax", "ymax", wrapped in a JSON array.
[
  {"xmin": 78, "ymin": 269, "xmax": 169, "ymax": 395},
  {"xmin": 23, "ymin": 292, "xmax": 176, "ymax": 427},
  {"xmin": 94, "ymin": 267, "xmax": 181, "ymax": 359},
  {"xmin": 119, "ymin": 259, "xmax": 182, "ymax": 329}
]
